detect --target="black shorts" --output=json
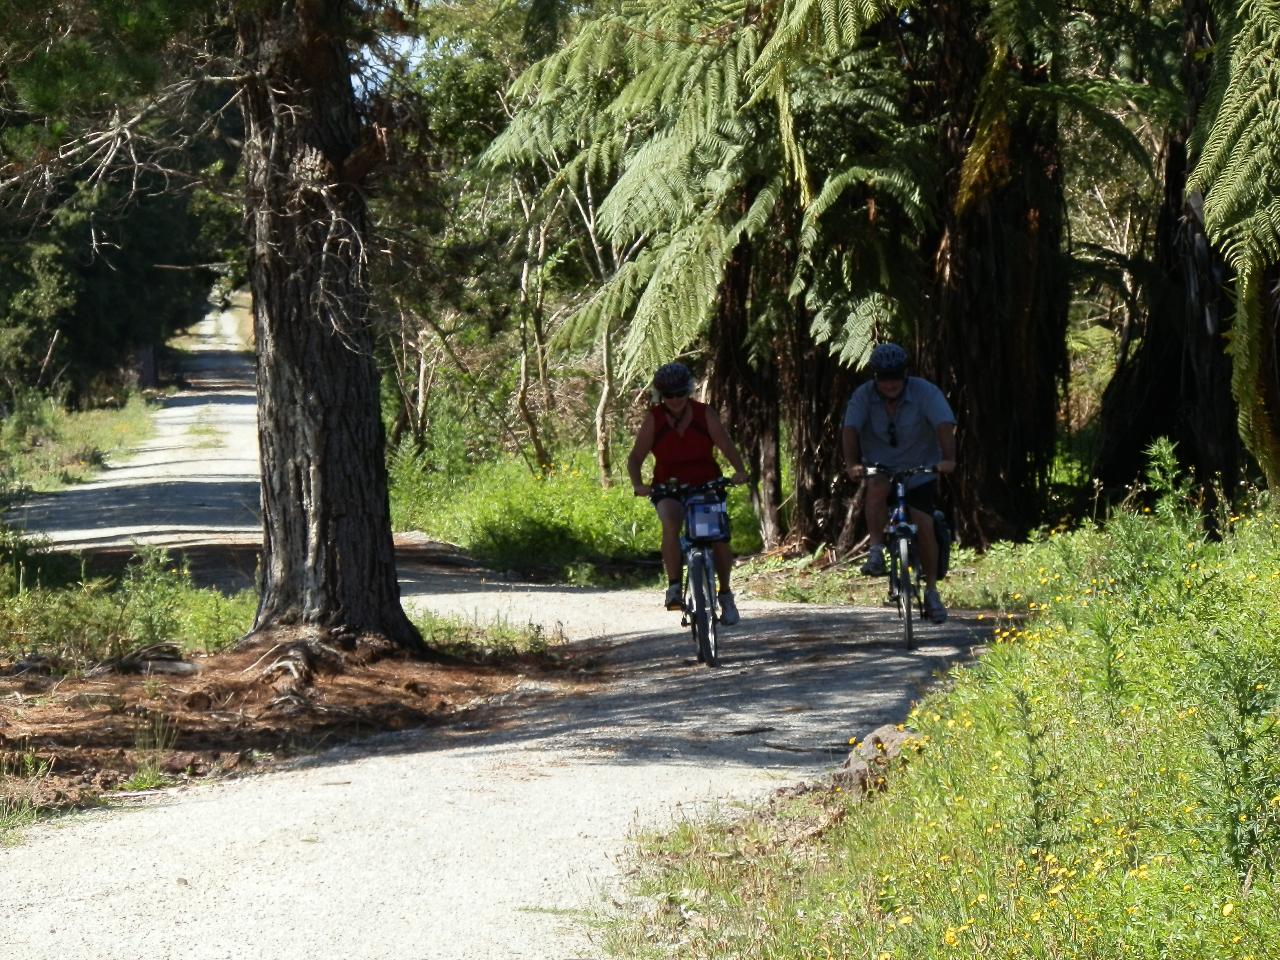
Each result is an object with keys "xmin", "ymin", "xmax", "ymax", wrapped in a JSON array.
[{"xmin": 903, "ymin": 480, "xmax": 937, "ymax": 515}]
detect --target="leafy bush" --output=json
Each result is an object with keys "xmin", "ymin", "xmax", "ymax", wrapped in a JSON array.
[{"xmin": 607, "ymin": 441, "xmax": 1280, "ymax": 959}]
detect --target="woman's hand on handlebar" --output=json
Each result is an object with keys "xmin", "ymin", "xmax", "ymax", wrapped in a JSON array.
[
  {"xmin": 730, "ymin": 470, "xmax": 749, "ymax": 486},
  {"xmin": 633, "ymin": 483, "xmax": 652, "ymax": 497}
]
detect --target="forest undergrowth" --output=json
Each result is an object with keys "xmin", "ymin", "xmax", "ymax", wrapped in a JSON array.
[{"xmin": 603, "ymin": 441, "xmax": 1280, "ymax": 959}]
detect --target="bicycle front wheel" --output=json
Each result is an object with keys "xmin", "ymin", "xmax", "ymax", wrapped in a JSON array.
[
  {"xmin": 689, "ymin": 551, "xmax": 718, "ymax": 667},
  {"xmin": 897, "ymin": 536, "xmax": 916, "ymax": 651}
]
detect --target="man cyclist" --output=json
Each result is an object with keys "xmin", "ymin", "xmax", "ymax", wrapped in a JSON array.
[
  {"xmin": 628, "ymin": 362, "xmax": 750, "ymax": 625},
  {"xmin": 841, "ymin": 343, "xmax": 956, "ymax": 624}
]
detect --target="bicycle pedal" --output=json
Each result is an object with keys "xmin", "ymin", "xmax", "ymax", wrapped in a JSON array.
[{"xmin": 680, "ymin": 616, "xmax": 690, "ymax": 627}]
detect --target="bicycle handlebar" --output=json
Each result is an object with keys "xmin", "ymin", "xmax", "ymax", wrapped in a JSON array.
[
  {"xmin": 649, "ymin": 476, "xmax": 736, "ymax": 499},
  {"xmin": 862, "ymin": 464, "xmax": 936, "ymax": 480}
]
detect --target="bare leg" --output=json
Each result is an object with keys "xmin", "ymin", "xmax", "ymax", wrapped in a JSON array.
[
  {"xmin": 910, "ymin": 506, "xmax": 938, "ymax": 590},
  {"xmin": 863, "ymin": 476, "xmax": 890, "ymax": 546},
  {"xmin": 656, "ymin": 499, "xmax": 684, "ymax": 583},
  {"xmin": 712, "ymin": 541, "xmax": 733, "ymax": 592}
]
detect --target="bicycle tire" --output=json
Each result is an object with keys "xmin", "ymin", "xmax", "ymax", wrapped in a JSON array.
[
  {"xmin": 689, "ymin": 552, "xmax": 717, "ymax": 667},
  {"xmin": 701, "ymin": 555, "xmax": 719, "ymax": 667},
  {"xmin": 897, "ymin": 536, "xmax": 916, "ymax": 650}
]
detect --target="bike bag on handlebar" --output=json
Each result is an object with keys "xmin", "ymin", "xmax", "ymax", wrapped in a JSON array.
[{"xmin": 685, "ymin": 494, "xmax": 730, "ymax": 542}]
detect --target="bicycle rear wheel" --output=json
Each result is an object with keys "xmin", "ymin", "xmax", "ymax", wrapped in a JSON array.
[
  {"xmin": 689, "ymin": 551, "xmax": 718, "ymax": 667},
  {"xmin": 897, "ymin": 537, "xmax": 916, "ymax": 650}
]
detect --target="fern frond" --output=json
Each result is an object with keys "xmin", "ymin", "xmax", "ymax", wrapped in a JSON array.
[{"xmin": 619, "ymin": 216, "xmax": 731, "ymax": 381}]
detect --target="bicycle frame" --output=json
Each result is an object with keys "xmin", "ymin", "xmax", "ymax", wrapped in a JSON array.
[
  {"xmin": 864, "ymin": 465, "xmax": 934, "ymax": 650},
  {"xmin": 652, "ymin": 477, "xmax": 731, "ymax": 667}
]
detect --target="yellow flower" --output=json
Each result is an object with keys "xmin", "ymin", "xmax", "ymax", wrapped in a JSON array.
[
  {"xmin": 897, "ymin": 914, "xmax": 914, "ymax": 926},
  {"xmin": 943, "ymin": 928, "xmax": 959, "ymax": 946},
  {"xmin": 1222, "ymin": 903, "xmax": 1235, "ymax": 917}
]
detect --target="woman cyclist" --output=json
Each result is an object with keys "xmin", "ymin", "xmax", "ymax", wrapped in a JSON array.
[{"xmin": 627, "ymin": 362, "xmax": 750, "ymax": 625}]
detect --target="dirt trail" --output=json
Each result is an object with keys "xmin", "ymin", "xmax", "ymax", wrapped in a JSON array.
[{"xmin": 0, "ymin": 312, "xmax": 986, "ymax": 960}]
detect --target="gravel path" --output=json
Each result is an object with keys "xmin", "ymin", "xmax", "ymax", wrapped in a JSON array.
[{"xmin": 0, "ymin": 311, "xmax": 986, "ymax": 960}]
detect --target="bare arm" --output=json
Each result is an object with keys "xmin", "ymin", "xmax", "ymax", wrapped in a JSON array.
[
  {"xmin": 627, "ymin": 412, "xmax": 657, "ymax": 494},
  {"xmin": 842, "ymin": 425, "xmax": 864, "ymax": 479},
  {"xmin": 705, "ymin": 408, "xmax": 749, "ymax": 483},
  {"xmin": 936, "ymin": 422, "xmax": 957, "ymax": 474}
]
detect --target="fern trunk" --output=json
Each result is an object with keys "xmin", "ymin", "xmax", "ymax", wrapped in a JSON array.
[
  {"xmin": 917, "ymin": 3, "xmax": 1069, "ymax": 546},
  {"xmin": 1095, "ymin": 1, "xmax": 1242, "ymax": 504},
  {"xmin": 708, "ymin": 235, "xmax": 784, "ymax": 549}
]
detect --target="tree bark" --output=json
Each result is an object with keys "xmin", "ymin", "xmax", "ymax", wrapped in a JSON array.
[
  {"xmin": 237, "ymin": 2, "xmax": 422, "ymax": 653},
  {"xmin": 595, "ymin": 318, "xmax": 614, "ymax": 487}
]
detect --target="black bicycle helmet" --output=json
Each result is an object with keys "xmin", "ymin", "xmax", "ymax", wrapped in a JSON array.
[
  {"xmin": 653, "ymin": 362, "xmax": 695, "ymax": 396},
  {"xmin": 868, "ymin": 342, "xmax": 908, "ymax": 377}
]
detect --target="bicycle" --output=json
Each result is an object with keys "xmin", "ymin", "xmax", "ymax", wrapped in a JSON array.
[
  {"xmin": 863, "ymin": 465, "xmax": 948, "ymax": 650},
  {"xmin": 650, "ymin": 476, "xmax": 733, "ymax": 667}
]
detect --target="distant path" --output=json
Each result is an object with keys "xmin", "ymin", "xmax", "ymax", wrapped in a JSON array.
[
  {"xmin": 0, "ymin": 310, "xmax": 988, "ymax": 960},
  {"xmin": 6, "ymin": 307, "xmax": 260, "ymax": 551}
]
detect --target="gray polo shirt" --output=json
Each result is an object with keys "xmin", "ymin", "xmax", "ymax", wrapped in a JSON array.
[{"xmin": 843, "ymin": 377, "xmax": 955, "ymax": 487}]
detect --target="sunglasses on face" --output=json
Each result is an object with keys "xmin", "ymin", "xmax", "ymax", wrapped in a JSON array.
[
  {"xmin": 662, "ymin": 391, "xmax": 689, "ymax": 400},
  {"xmin": 875, "ymin": 372, "xmax": 905, "ymax": 383}
]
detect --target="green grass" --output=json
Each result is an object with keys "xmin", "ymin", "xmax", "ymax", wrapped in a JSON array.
[
  {"xmin": 603, "ymin": 441, "xmax": 1280, "ymax": 959},
  {"xmin": 0, "ymin": 391, "xmax": 155, "ymax": 495},
  {"xmin": 390, "ymin": 446, "xmax": 763, "ymax": 583}
]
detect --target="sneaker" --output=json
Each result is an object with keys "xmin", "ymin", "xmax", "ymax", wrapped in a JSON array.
[
  {"xmin": 718, "ymin": 592, "xmax": 740, "ymax": 626},
  {"xmin": 924, "ymin": 588, "xmax": 947, "ymax": 624},
  {"xmin": 861, "ymin": 547, "xmax": 887, "ymax": 576},
  {"xmin": 664, "ymin": 582, "xmax": 683, "ymax": 611}
]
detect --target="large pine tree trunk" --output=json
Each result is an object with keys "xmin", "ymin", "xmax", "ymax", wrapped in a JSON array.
[
  {"xmin": 1094, "ymin": 1, "xmax": 1240, "ymax": 498},
  {"xmin": 237, "ymin": 2, "xmax": 422, "ymax": 654}
]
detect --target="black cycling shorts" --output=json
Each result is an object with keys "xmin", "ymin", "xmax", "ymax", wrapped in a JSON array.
[{"xmin": 903, "ymin": 480, "xmax": 937, "ymax": 515}]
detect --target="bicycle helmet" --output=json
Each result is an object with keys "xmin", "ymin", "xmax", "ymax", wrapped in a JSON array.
[
  {"xmin": 868, "ymin": 343, "xmax": 908, "ymax": 378},
  {"xmin": 653, "ymin": 362, "xmax": 696, "ymax": 397}
]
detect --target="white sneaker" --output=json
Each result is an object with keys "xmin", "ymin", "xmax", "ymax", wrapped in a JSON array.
[{"xmin": 718, "ymin": 592, "xmax": 739, "ymax": 626}]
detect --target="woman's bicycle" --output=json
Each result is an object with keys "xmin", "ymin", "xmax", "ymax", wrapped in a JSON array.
[
  {"xmin": 863, "ymin": 465, "xmax": 941, "ymax": 651},
  {"xmin": 650, "ymin": 476, "xmax": 733, "ymax": 667}
]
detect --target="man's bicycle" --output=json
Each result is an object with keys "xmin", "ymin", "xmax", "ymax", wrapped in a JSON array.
[
  {"xmin": 863, "ymin": 465, "xmax": 944, "ymax": 650},
  {"xmin": 651, "ymin": 477, "xmax": 733, "ymax": 667}
]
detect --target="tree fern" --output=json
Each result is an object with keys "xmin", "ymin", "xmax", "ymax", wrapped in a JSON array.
[{"xmin": 1189, "ymin": 0, "xmax": 1280, "ymax": 483}]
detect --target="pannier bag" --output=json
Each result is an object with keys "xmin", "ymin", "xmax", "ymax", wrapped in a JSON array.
[{"xmin": 686, "ymin": 496, "xmax": 730, "ymax": 542}]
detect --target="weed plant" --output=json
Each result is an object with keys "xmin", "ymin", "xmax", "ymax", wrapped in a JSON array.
[
  {"xmin": 0, "ymin": 545, "xmax": 255, "ymax": 672},
  {"xmin": 0, "ymin": 750, "xmax": 52, "ymax": 844},
  {"xmin": 606, "ymin": 440, "xmax": 1280, "ymax": 959},
  {"xmin": 390, "ymin": 446, "xmax": 762, "ymax": 582},
  {"xmin": 413, "ymin": 609, "xmax": 561, "ymax": 660}
]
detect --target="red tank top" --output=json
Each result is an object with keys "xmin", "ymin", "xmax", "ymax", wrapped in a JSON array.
[{"xmin": 650, "ymin": 401, "xmax": 721, "ymax": 485}]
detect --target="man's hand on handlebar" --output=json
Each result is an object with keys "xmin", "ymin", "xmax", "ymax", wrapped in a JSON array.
[
  {"xmin": 936, "ymin": 459, "xmax": 957, "ymax": 475},
  {"xmin": 730, "ymin": 470, "xmax": 749, "ymax": 486},
  {"xmin": 632, "ymin": 483, "xmax": 652, "ymax": 497},
  {"xmin": 846, "ymin": 464, "xmax": 865, "ymax": 481}
]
